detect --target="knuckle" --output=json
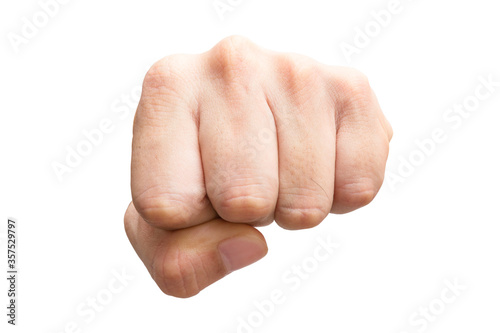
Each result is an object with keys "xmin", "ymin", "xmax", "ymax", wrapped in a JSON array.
[
  {"xmin": 209, "ymin": 35, "xmax": 256, "ymax": 84},
  {"xmin": 219, "ymin": 195, "xmax": 273, "ymax": 223},
  {"xmin": 276, "ymin": 205, "xmax": 329, "ymax": 230},
  {"xmin": 132, "ymin": 187, "xmax": 195, "ymax": 230},
  {"xmin": 137, "ymin": 55, "xmax": 198, "ymax": 124},
  {"xmin": 215, "ymin": 183, "xmax": 276, "ymax": 223},
  {"xmin": 333, "ymin": 68, "xmax": 375, "ymax": 125},
  {"xmin": 276, "ymin": 188, "xmax": 331, "ymax": 230},
  {"xmin": 153, "ymin": 246, "xmax": 222, "ymax": 298},
  {"xmin": 335, "ymin": 178, "xmax": 379, "ymax": 211},
  {"xmin": 277, "ymin": 54, "xmax": 321, "ymax": 96},
  {"xmin": 338, "ymin": 68, "xmax": 372, "ymax": 102},
  {"xmin": 143, "ymin": 55, "xmax": 187, "ymax": 91},
  {"xmin": 153, "ymin": 249, "xmax": 199, "ymax": 298}
]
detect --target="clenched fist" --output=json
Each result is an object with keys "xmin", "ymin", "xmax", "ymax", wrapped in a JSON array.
[{"xmin": 124, "ymin": 36, "xmax": 392, "ymax": 298}]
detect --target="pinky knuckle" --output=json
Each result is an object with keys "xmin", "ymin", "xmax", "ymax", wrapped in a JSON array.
[
  {"xmin": 339, "ymin": 69, "xmax": 372, "ymax": 102},
  {"xmin": 336, "ymin": 179, "xmax": 379, "ymax": 209}
]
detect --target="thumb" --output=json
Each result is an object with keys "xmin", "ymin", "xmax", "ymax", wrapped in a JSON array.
[{"xmin": 124, "ymin": 202, "xmax": 268, "ymax": 298}]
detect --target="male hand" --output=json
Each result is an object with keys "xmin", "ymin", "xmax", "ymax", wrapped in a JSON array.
[{"xmin": 124, "ymin": 36, "xmax": 392, "ymax": 298}]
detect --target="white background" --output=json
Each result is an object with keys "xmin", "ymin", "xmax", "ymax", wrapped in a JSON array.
[{"xmin": 1, "ymin": 0, "xmax": 499, "ymax": 332}]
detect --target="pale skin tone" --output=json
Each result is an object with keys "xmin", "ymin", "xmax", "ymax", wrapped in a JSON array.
[{"xmin": 124, "ymin": 36, "xmax": 393, "ymax": 298}]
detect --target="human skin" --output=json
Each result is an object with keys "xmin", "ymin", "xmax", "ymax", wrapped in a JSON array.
[{"xmin": 124, "ymin": 36, "xmax": 392, "ymax": 298}]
